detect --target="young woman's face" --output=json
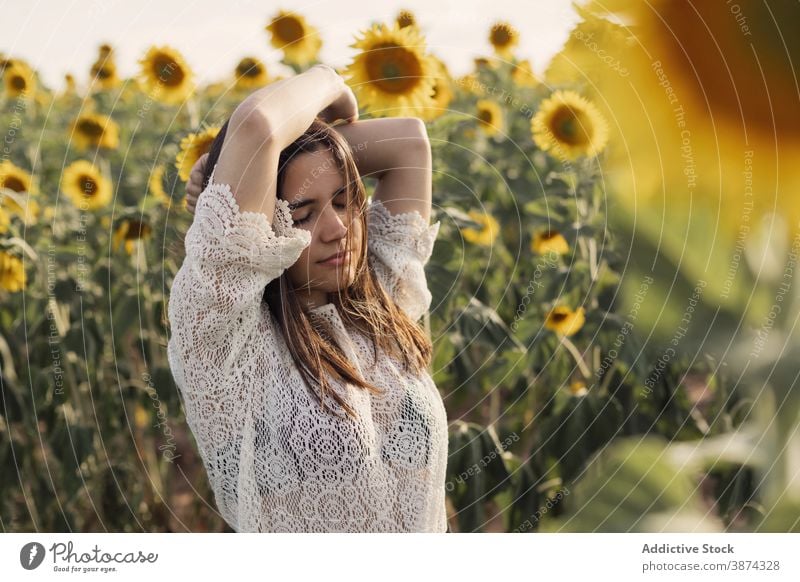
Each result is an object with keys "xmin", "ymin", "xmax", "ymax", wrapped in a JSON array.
[{"xmin": 282, "ymin": 148, "xmax": 363, "ymax": 302}]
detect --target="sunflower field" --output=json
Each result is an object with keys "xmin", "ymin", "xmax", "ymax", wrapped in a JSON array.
[{"xmin": 2, "ymin": 3, "xmax": 799, "ymax": 533}]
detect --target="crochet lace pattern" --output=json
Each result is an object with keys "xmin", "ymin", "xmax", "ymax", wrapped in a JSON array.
[{"xmin": 167, "ymin": 165, "xmax": 448, "ymax": 532}]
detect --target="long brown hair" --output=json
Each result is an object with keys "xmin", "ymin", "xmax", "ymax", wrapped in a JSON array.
[{"xmin": 200, "ymin": 117, "xmax": 433, "ymax": 419}]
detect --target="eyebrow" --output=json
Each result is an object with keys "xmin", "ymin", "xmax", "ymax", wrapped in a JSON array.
[{"xmin": 287, "ymin": 186, "xmax": 347, "ymax": 211}]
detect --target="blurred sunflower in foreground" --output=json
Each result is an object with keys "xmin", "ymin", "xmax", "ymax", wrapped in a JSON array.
[
  {"xmin": 558, "ymin": 0, "xmax": 800, "ymax": 244},
  {"xmin": 344, "ymin": 22, "xmax": 437, "ymax": 117},
  {"xmin": 175, "ymin": 126, "xmax": 221, "ymax": 182},
  {"xmin": 137, "ymin": 46, "xmax": 195, "ymax": 105},
  {"xmin": 266, "ymin": 10, "xmax": 322, "ymax": 67}
]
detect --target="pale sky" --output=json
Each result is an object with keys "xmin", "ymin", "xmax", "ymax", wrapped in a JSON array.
[{"xmin": 2, "ymin": 0, "xmax": 579, "ymax": 90}]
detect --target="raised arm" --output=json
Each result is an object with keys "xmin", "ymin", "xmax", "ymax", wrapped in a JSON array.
[
  {"xmin": 212, "ymin": 64, "xmax": 355, "ymax": 218},
  {"xmin": 331, "ymin": 117, "xmax": 432, "ymax": 223}
]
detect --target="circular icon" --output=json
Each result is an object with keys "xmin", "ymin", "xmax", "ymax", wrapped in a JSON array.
[{"xmin": 19, "ymin": 542, "xmax": 45, "ymax": 570}]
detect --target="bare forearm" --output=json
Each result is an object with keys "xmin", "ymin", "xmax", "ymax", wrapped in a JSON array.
[
  {"xmin": 231, "ymin": 65, "xmax": 343, "ymax": 150},
  {"xmin": 332, "ymin": 117, "xmax": 429, "ymax": 178},
  {"xmin": 333, "ymin": 118, "xmax": 432, "ymax": 221}
]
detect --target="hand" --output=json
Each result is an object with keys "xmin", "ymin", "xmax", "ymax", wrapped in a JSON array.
[
  {"xmin": 185, "ymin": 153, "xmax": 209, "ymax": 214},
  {"xmin": 315, "ymin": 66, "xmax": 359, "ymax": 125}
]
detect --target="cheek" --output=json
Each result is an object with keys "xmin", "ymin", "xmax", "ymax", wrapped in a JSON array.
[{"xmin": 286, "ymin": 247, "xmax": 313, "ymax": 283}]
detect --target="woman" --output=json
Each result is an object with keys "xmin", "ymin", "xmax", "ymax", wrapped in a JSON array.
[{"xmin": 167, "ymin": 64, "xmax": 450, "ymax": 532}]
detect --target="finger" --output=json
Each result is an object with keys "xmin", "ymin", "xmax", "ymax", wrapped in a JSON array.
[
  {"xmin": 186, "ymin": 184, "xmax": 201, "ymax": 197},
  {"xmin": 194, "ymin": 153, "xmax": 210, "ymax": 173},
  {"xmin": 189, "ymin": 168, "xmax": 205, "ymax": 185}
]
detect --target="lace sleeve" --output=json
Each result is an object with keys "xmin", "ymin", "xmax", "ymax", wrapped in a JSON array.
[
  {"xmin": 366, "ymin": 198, "xmax": 441, "ymax": 321},
  {"xmin": 166, "ymin": 164, "xmax": 311, "ymax": 530}
]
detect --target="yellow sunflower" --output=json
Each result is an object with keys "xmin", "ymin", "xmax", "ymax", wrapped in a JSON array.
[
  {"xmin": 265, "ymin": 10, "xmax": 322, "ymax": 67},
  {"xmin": 489, "ymin": 22, "xmax": 519, "ymax": 59},
  {"xmin": 234, "ymin": 57, "xmax": 270, "ymax": 90},
  {"xmin": 545, "ymin": 4, "xmax": 630, "ymax": 86},
  {"xmin": 148, "ymin": 164, "xmax": 170, "ymax": 205},
  {"xmin": 137, "ymin": 46, "xmax": 195, "ymax": 105},
  {"xmin": 511, "ymin": 59, "xmax": 538, "ymax": 88},
  {"xmin": 0, "ymin": 161, "xmax": 37, "ymax": 196},
  {"xmin": 532, "ymin": 229, "xmax": 569, "ymax": 255},
  {"xmin": 396, "ymin": 9, "xmax": 417, "ymax": 29},
  {"xmin": 71, "ymin": 112, "xmax": 120, "ymax": 150},
  {"xmin": 420, "ymin": 56, "xmax": 453, "ymax": 122},
  {"xmin": 0, "ymin": 251, "xmax": 26, "ymax": 293},
  {"xmin": 61, "ymin": 160, "xmax": 112, "ymax": 211},
  {"xmin": 90, "ymin": 55, "xmax": 121, "ymax": 91},
  {"xmin": 3, "ymin": 60, "xmax": 36, "ymax": 98},
  {"xmin": 175, "ymin": 126, "xmax": 220, "ymax": 182},
  {"xmin": 344, "ymin": 22, "xmax": 437, "ymax": 118},
  {"xmin": 532, "ymin": 90, "xmax": 608, "ymax": 161},
  {"xmin": 476, "ymin": 99, "xmax": 504, "ymax": 136},
  {"xmin": 545, "ymin": 306, "xmax": 586, "ymax": 337},
  {"xmin": 578, "ymin": 0, "xmax": 800, "ymax": 247},
  {"xmin": 462, "ymin": 210, "xmax": 500, "ymax": 246},
  {"xmin": 113, "ymin": 218, "xmax": 152, "ymax": 255}
]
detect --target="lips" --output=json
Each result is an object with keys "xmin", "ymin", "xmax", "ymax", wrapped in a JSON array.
[{"xmin": 318, "ymin": 250, "xmax": 349, "ymax": 264}]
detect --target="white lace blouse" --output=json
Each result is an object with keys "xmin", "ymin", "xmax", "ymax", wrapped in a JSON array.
[{"xmin": 166, "ymin": 165, "xmax": 449, "ymax": 532}]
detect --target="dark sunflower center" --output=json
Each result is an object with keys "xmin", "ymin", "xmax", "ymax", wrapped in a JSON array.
[
  {"xmin": 274, "ymin": 16, "xmax": 304, "ymax": 43},
  {"xmin": 79, "ymin": 176, "xmax": 98, "ymax": 196},
  {"xmin": 3, "ymin": 176, "xmax": 27, "ymax": 192},
  {"xmin": 551, "ymin": 106, "xmax": 592, "ymax": 146},
  {"xmin": 11, "ymin": 74, "xmax": 26, "ymax": 91},
  {"xmin": 94, "ymin": 65, "xmax": 113, "ymax": 80},
  {"xmin": 551, "ymin": 312, "xmax": 569, "ymax": 324},
  {"xmin": 125, "ymin": 220, "xmax": 151, "ymax": 240},
  {"xmin": 77, "ymin": 119, "xmax": 104, "ymax": 139},
  {"xmin": 478, "ymin": 108, "xmax": 494, "ymax": 124},
  {"xmin": 365, "ymin": 43, "xmax": 422, "ymax": 94},
  {"xmin": 397, "ymin": 12, "xmax": 415, "ymax": 28},
  {"xmin": 237, "ymin": 59, "xmax": 262, "ymax": 78},
  {"xmin": 153, "ymin": 55, "xmax": 185, "ymax": 87},
  {"xmin": 491, "ymin": 26, "xmax": 513, "ymax": 47}
]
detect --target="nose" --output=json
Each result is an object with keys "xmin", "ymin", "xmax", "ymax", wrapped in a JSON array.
[{"xmin": 317, "ymin": 203, "xmax": 348, "ymax": 243}]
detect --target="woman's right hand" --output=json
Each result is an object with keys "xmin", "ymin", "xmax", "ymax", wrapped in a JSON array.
[
  {"xmin": 315, "ymin": 65, "xmax": 359, "ymax": 125},
  {"xmin": 185, "ymin": 152, "xmax": 209, "ymax": 215}
]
